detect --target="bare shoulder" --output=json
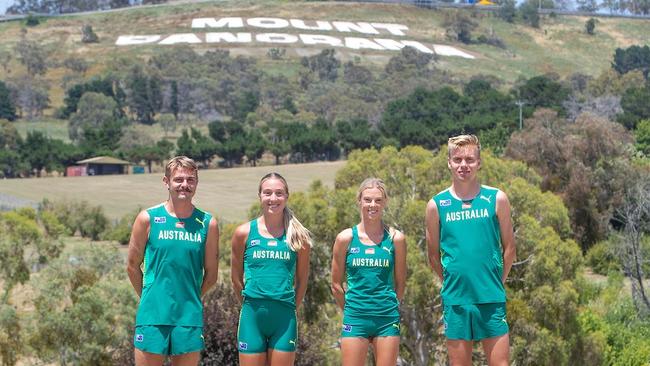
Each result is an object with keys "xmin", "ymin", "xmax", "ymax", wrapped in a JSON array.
[
  {"xmin": 496, "ymin": 190, "xmax": 511, "ymax": 205},
  {"xmin": 336, "ymin": 228, "xmax": 353, "ymax": 244},
  {"xmin": 392, "ymin": 229, "xmax": 406, "ymax": 243},
  {"xmin": 233, "ymin": 221, "xmax": 251, "ymax": 241}
]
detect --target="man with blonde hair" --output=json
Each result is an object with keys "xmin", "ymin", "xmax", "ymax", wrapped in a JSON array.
[
  {"xmin": 127, "ymin": 156, "xmax": 219, "ymax": 366},
  {"xmin": 426, "ymin": 135, "xmax": 516, "ymax": 366}
]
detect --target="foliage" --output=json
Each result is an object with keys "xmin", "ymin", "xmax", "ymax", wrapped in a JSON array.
[
  {"xmin": 176, "ymin": 128, "xmax": 217, "ymax": 167},
  {"xmin": 585, "ymin": 241, "xmax": 620, "ymax": 275},
  {"xmin": 618, "ymin": 85, "xmax": 650, "ymax": 130},
  {"xmin": 515, "ymin": 75, "xmax": 571, "ymax": 115},
  {"xmin": 518, "ymin": 0, "xmax": 540, "ymax": 28},
  {"xmin": 126, "ymin": 65, "xmax": 162, "ymax": 125},
  {"xmin": 39, "ymin": 199, "xmax": 109, "ymax": 240},
  {"xmin": 81, "ymin": 24, "xmax": 98, "ymax": 43},
  {"xmin": 585, "ymin": 18, "xmax": 596, "ymax": 35},
  {"xmin": 27, "ymin": 243, "xmax": 137, "ymax": 365},
  {"xmin": 0, "ymin": 81, "xmax": 16, "ymax": 121},
  {"xmin": 102, "ymin": 208, "xmax": 139, "ymax": 245},
  {"xmin": 301, "ymin": 49, "xmax": 341, "ymax": 82},
  {"xmin": 498, "ymin": 0, "xmax": 517, "ymax": 22},
  {"xmin": 612, "ymin": 45, "xmax": 650, "ymax": 79},
  {"xmin": 635, "ymin": 119, "xmax": 650, "ymax": 155},
  {"xmin": 507, "ymin": 109, "xmax": 636, "ymax": 250},
  {"xmin": 60, "ymin": 76, "xmax": 122, "ymax": 119},
  {"xmin": 443, "ymin": 10, "xmax": 478, "ymax": 44},
  {"xmin": 14, "ymin": 34, "xmax": 48, "ymax": 77}
]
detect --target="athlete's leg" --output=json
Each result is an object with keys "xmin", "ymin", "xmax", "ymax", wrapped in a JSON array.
[
  {"xmin": 481, "ymin": 333, "xmax": 509, "ymax": 366},
  {"xmin": 239, "ymin": 353, "xmax": 267, "ymax": 366},
  {"xmin": 341, "ymin": 337, "xmax": 370, "ymax": 366},
  {"xmin": 267, "ymin": 349, "xmax": 296, "ymax": 366},
  {"xmin": 371, "ymin": 336, "xmax": 399, "ymax": 366},
  {"xmin": 447, "ymin": 339, "xmax": 473, "ymax": 366},
  {"xmin": 134, "ymin": 349, "xmax": 165, "ymax": 366},
  {"xmin": 170, "ymin": 351, "xmax": 200, "ymax": 366}
]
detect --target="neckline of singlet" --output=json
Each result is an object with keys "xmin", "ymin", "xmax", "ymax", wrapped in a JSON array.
[
  {"xmin": 161, "ymin": 203, "xmax": 196, "ymax": 220},
  {"xmin": 448, "ymin": 185, "xmax": 484, "ymax": 204},
  {"xmin": 253, "ymin": 218, "xmax": 286, "ymax": 240},
  {"xmin": 352, "ymin": 225, "xmax": 388, "ymax": 247}
]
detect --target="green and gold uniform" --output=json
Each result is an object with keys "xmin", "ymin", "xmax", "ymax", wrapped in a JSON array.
[
  {"xmin": 435, "ymin": 185, "xmax": 509, "ymax": 340},
  {"xmin": 341, "ymin": 225, "xmax": 400, "ymax": 338},
  {"xmin": 134, "ymin": 204, "xmax": 211, "ymax": 355},
  {"xmin": 237, "ymin": 219, "xmax": 298, "ymax": 353}
]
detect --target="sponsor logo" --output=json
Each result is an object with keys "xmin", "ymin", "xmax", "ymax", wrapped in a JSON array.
[
  {"xmin": 439, "ymin": 199, "xmax": 451, "ymax": 207},
  {"xmin": 392, "ymin": 323, "xmax": 400, "ymax": 329},
  {"xmin": 135, "ymin": 334, "xmax": 144, "ymax": 342},
  {"xmin": 350, "ymin": 247, "xmax": 360, "ymax": 254},
  {"xmin": 381, "ymin": 246, "xmax": 391, "ymax": 254},
  {"xmin": 154, "ymin": 216, "xmax": 166, "ymax": 224},
  {"xmin": 289, "ymin": 339, "xmax": 296, "ymax": 345},
  {"xmin": 238, "ymin": 342, "xmax": 248, "ymax": 350},
  {"xmin": 195, "ymin": 217, "xmax": 206, "ymax": 228},
  {"xmin": 250, "ymin": 239, "xmax": 260, "ymax": 247},
  {"xmin": 175, "ymin": 221, "xmax": 185, "ymax": 228},
  {"xmin": 480, "ymin": 195, "xmax": 492, "ymax": 204},
  {"xmin": 502, "ymin": 317, "xmax": 508, "ymax": 324},
  {"xmin": 365, "ymin": 247, "xmax": 375, "ymax": 255},
  {"xmin": 268, "ymin": 240, "xmax": 277, "ymax": 247},
  {"xmin": 342, "ymin": 324, "xmax": 352, "ymax": 332}
]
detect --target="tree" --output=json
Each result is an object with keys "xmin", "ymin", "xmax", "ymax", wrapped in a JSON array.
[
  {"xmin": 618, "ymin": 85, "xmax": 650, "ymax": 130},
  {"xmin": 585, "ymin": 18, "xmax": 596, "ymax": 35},
  {"xmin": 635, "ymin": 119, "xmax": 650, "ymax": 155},
  {"xmin": 498, "ymin": 0, "xmax": 517, "ymax": 22},
  {"xmin": 336, "ymin": 118, "xmax": 379, "ymax": 156},
  {"xmin": 126, "ymin": 65, "xmax": 162, "ymax": 125},
  {"xmin": 60, "ymin": 76, "xmax": 119, "ymax": 118},
  {"xmin": 63, "ymin": 57, "xmax": 89, "ymax": 76},
  {"xmin": 301, "ymin": 49, "xmax": 341, "ymax": 82},
  {"xmin": 0, "ymin": 81, "xmax": 16, "ymax": 121},
  {"xmin": 519, "ymin": 0, "xmax": 540, "ymax": 28},
  {"xmin": 244, "ymin": 129, "xmax": 267, "ymax": 167},
  {"xmin": 14, "ymin": 34, "xmax": 48, "ymax": 77},
  {"xmin": 343, "ymin": 61, "xmax": 373, "ymax": 85},
  {"xmin": 443, "ymin": 10, "xmax": 478, "ymax": 44},
  {"xmin": 577, "ymin": 0, "xmax": 599, "ymax": 11},
  {"xmin": 515, "ymin": 75, "xmax": 570, "ymax": 114},
  {"xmin": 8, "ymin": 75, "xmax": 49, "ymax": 120},
  {"xmin": 612, "ymin": 45, "xmax": 650, "ymax": 79},
  {"xmin": 69, "ymin": 92, "xmax": 125, "ymax": 155},
  {"xmin": 611, "ymin": 175, "xmax": 650, "ymax": 316},
  {"xmin": 81, "ymin": 24, "xmax": 99, "ymax": 43},
  {"xmin": 176, "ymin": 128, "xmax": 217, "ymax": 167}
]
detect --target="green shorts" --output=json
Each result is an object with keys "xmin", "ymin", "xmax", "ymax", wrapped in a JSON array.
[
  {"xmin": 133, "ymin": 325, "xmax": 204, "ymax": 355},
  {"xmin": 443, "ymin": 302, "xmax": 509, "ymax": 341},
  {"xmin": 341, "ymin": 314, "xmax": 401, "ymax": 338},
  {"xmin": 237, "ymin": 298, "xmax": 297, "ymax": 354}
]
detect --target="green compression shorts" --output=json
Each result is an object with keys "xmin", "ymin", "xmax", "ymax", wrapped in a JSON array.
[
  {"xmin": 443, "ymin": 302, "xmax": 509, "ymax": 341},
  {"xmin": 340, "ymin": 314, "xmax": 401, "ymax": 339},
  {"xmin": 237, "ymin": 298, "xmax": 297, "ymax": 354},
  {"xmin": 133, "ymin": 325, "xmax": 204, "ymax": 355}
]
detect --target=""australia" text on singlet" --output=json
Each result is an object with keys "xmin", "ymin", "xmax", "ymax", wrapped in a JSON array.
[
  {"xmin": 445, "ymin": 208, "xmax": 489, "ymax": 223},
  {"xmin": 352, "ymin": 258, "xmax": 390, "ymax": 267},
  {"xmin": 253, "ymin": 250, "xmax": 291, "ymax": 260},
  {"xmin": 158, "ymin": 230, "xmax": 203, "ymax": 242}
]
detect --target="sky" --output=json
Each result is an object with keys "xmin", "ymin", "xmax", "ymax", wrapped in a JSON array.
[{"xmin": 0, "ymin": 0, "xmax": 13, "ymax": 14}]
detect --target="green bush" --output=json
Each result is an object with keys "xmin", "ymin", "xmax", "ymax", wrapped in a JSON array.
[
  {"xmin": 586, "ymin": 241, "xmax": 619, "ymax": 275},
  {"xmin": 102, "ymin": 208, "xmax": 140, "ymax": 245}
]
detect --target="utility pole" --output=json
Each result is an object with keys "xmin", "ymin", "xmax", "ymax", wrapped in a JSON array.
[{"xmin": 515, "ymin": 100, "xmax": 526, "ymax": 130}]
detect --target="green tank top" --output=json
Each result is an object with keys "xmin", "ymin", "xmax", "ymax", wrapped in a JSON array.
[
  {"xmin": 242, "ymin": 219, "xmax": 297, "ymax": 306},
  {"xmin": 136, "ymin": 204, "xmax": 211, "ymax": 326},
  {"xmin": 435, "ymin": 185, "xmax": 505, "ymax": 305},
  {"xmin": 344, "ymin": 225, "xmax": 398, "ymax": 318}
]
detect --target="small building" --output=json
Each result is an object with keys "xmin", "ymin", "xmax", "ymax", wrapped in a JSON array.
[{"xmin": 70, "ymin": 156, "xmax": 132, "ymax": 176}]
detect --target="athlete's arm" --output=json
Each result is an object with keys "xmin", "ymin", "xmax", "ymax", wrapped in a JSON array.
[
  {"xmin": 231, "ymin": 222, "xmax": 250, "ymax": 304},
  {"xmin": 126, "ymin": 210, "xmax": 150, "ymax": 297},
  {"xmin": 295, "ymin": 244, "xmax": 311, "ymax": 311},
  {"xmin": 201, "ymin": 216, "xmax": 220, "ymax": 297},
  {"xmin": 393, "ymin": 230, "xmax": 407, "ymax": 302},
  {"xmin": 496, "ymin": 191, "xmax": 516, "ymax": 284},
  {"xmin": 331, "ymin": 229, "xmax": 352, "ymax": 311},
  {"xmin": 425, "ymin": 199, "xmax": 443, "ymax": 282}
]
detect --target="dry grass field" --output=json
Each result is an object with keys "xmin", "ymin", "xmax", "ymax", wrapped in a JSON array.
[{"xmin": 0, "ymin": 160, "xmax": 345, "ymax": 222}]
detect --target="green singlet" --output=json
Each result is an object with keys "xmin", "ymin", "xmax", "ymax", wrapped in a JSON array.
[
  {"xmin": 434, "ymin": 185, "xmax": 506, "ymax": 305},
  {"xmin": 135, "ymin": 204, "xmax": 211, "ymax": 327},
  {"xmin": 344, "ymin": 225, "xmax": 398, "ymax": 318},
  {"xmin": 242, "ymin": 219, "xmax": 298, "ymax": 306}
]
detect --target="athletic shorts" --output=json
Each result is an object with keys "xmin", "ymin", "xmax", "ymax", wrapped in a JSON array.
[
  {"xmin": 443, "ymin": 302, "xmax": 509, "ymax": 341},
  {"xmin": 340, "ymin": 314, "xmax": 401, "ymax": 338},
  {"xmin": 133, "ymin": 325, "xmax": 204, "ymax": 355},
  {"xmin": 237, "ymin": 298, "xmax": 297, "ymax": 354}
]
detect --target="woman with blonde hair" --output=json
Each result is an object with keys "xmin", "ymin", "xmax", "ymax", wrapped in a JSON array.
[
  {"xmin": 331, "ymin": 178, "xmax": 407, "ymax": 366},
  {"xmin": 231, "ymin": 172, "xmax": 312, "ymax": 366}
]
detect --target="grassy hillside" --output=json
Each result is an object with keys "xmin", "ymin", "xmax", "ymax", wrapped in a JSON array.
[
  {"xmin": 0, "ymin": 0, "xmax": 648, "ymax": 111},
  {"xmin": 0, "ymin": 160, "xmax": 344, "ymax": 222}
]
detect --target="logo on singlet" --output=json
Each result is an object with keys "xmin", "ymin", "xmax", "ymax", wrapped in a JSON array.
[
  {"xmin": 381, "ymin": 246, "xmax": 391, "ymax": 254},
  {"xmin": 239, "ymin": 342, "xmax": 248, "ymax": 350},
  {"xmin": 343, "ymin": 324, "xmax": 352, "ymax": 332},
  {"xmin": 175, "ymin": 221, "xmax": 185, "ymax": 228},
  {"xmin": 195, "ymin": 217, "xmax": 206, "ymax": 228},
  {"xmin": 250, "ymin": 239, "xmax": 260, "ymax": 247},
  {"xmin": 439, "ymin": 199, "xmax": 451, "ymax": 207},
  {"xmin": 480, "ymin": 195, "xmax": 492, "ymax": 204},
  {"xmin": 350, "ymin": 247, "xmax": 360, "ymax": 254},
  {"xmin": 268, "ymin": 241, "xmax": 277, "ymax": 247},
  {"xmin": 135, "ymin": 334, "xmax": 144, "ymax": 342},
  {"xmin": 365, "ymin": 248, "xmax": 375, "ymax": 255},
  {"xmin": 154, "ymin": 217, "xmax": 166, "ymax": 224}
]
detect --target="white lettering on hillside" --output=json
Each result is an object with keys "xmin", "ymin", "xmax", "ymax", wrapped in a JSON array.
[{"xmin": 116, "ymin": 16, "xmax": 476, "ymax": 59}]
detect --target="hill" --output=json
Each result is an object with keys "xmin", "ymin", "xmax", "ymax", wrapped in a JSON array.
[{"xmin": 0, "ymin": 0, "xmax": 648, "ymax": 111}]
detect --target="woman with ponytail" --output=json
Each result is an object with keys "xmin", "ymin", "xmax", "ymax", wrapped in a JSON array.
[
  {"xmin": 231, "ymin": 173, "xmax": 312, "ymax": 366},
  {"xmin": 331, "ymin": 178, "xmax": 407, "ymax": 366}
]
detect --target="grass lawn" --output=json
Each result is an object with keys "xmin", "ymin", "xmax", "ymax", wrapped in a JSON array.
[{"xmin": 0, "ymin": 160, "xmax": 345, "ymax": 223}]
